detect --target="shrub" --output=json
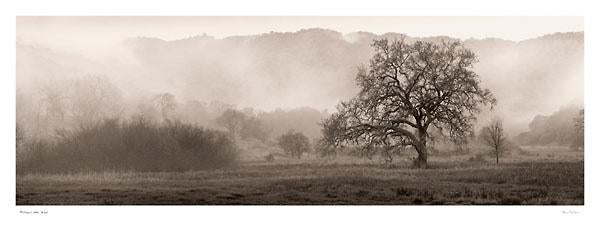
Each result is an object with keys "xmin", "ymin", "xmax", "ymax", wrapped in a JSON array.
[
  {"xmin": 264, "ymin": 153, "xmax": 275, "ymax": 162},
  {"xmin": 17, "ymin": 118, "xmax": 238, "ymax": 173},
  {"xmin": 468, "ymin": 152, "xmax": 486, "ymax": 162},
  {"xmin": 277, "ymin": 130, "xmax": 311, "ymax": 159}
]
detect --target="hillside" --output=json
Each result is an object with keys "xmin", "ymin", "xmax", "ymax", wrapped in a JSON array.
[
  {"xmin": 120, "ymin": 30, "xmax": 586, "ymax": 134},
  {"xmin": 516, "ymin": 105, "xmax": 584, "ymax": 148},
  {"xmin": 17, "ymin": 29, "xmax": 584, "ymax": 136}
]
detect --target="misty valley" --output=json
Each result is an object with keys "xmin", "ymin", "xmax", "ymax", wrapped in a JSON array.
[{"xmin": 16, "ymin": 26, "xmax": 583, "ymax": 205}]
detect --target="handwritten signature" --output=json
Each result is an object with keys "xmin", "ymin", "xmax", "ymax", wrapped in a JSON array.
[
  {"xmin": 19, "ymin": 210, "xmax": 48, "ymax": 215},
  {"xmin": 561, "ymin": 210, "xmax": 581, "ymax": 214}
]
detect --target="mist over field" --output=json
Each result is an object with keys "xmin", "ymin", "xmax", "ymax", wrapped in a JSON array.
[
  {"xmin": 15, "ymin": 16, "xmax": 584, "ymax": 205},
  {"xmin": 16, "ymin": 28, "xmax": 583, "ymax": 137}
]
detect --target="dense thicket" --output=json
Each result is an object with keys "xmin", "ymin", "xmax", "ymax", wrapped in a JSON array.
[{"xmin": 17, "ymin": 119, "xmax": 238, "ymax": 173}]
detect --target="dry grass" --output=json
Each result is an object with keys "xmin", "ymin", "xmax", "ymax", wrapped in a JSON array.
[{"xmin": 17, "ymin": 147, "xmax": 583, "ymax": 205}]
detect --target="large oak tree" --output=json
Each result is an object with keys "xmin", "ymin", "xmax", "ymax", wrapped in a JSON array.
[{"xmin": 321, "ymin": 37, "xmax": 495, "ymax": 168}]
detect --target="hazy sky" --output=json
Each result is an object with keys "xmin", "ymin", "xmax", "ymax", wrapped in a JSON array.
[
  {"xmin": 18, "ymin": 16, "xmax": 582, "ymax": 44},
  {"xmin": 16, "ymin": 16, "xmax": 584, "ymax": 62}
]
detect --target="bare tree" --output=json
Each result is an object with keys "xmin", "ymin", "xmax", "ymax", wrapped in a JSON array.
[
  {"xmin": 216, "ymin": 109, "xmax": 247, "ymax": 139},
  {"xmin": 35, "ymin": 81, "xmax": 67, "ymax": 138},
  {"xmin": 152, "ymin": 93, "xmax": 177, "ymax": 122},
  {"xmin": 321, "ymin": 37, "xmax": 495, "ymax": 168},
  {"xmin": 38, "ymin": 82, "xmax": 67, "ymax": 123},
  {"xmin": 481, "ymin": 117, "xmax": 506, "ymax": 164},
  {"xmin": 71, "ymin": 75, "xmax": 124, "ymax": 126}
]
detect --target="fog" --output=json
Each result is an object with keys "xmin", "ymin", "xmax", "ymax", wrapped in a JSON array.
[
  {"xmin": 15, "ymin": 17, "xmax": 586, "ymax": 207},
  {"xmin": 16, "ymin": 17, "xmax": 583, "ymax": 138}
]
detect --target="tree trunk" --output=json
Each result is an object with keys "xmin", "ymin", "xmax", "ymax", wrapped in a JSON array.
[
  {"xmin": 496, "ymin": 153, "xmax": 499, "ymax": 164},
  {"xmin": 415, "ymin": 146, "xmax": 428, "ymax": 168},
  {"xmin": 414, "ymin": 128, "xmax": 428, "ymax": 168}
]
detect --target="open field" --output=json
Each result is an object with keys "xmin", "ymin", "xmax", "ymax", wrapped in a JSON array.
[{"xmin": 16, "ymin": 147, "xmax": 584, "ymax": 205}]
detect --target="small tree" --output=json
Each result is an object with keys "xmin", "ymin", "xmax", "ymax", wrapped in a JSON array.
[
  {"xmin": 152, "ymin": 93, "xmax": 177, "ymax": 122},
  {"xmin": 38, "ymin": 81, "xmax": 67, "ymax": 123},
  {"xmin": 572, "ymin": 109, "xmax": 584, "ymax": 150},
  {"xmin": 216, "ymin": 109, "xmax": 270, "ymax": 141},
  {"xmin": 481, "ymin": 117, "xmax": 507, "ymax": 164},
  {"xmin": 216, "ymin": 109, "xmax": 247, "ymax": 139},
  {"xmin": 277, "ymin": 130, "xmax": 311, "ymax": 159}
]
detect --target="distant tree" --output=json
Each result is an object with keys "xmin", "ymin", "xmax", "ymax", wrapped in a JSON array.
[
  {"xmin": 572, "ymin": 109, "xmax": 584, "ymax": 150},
  {"xmin": 216, "ymin": 109, "xmax": 270, "ymax": 141},
  {"xmin": 481, "ymin": 117, "xmax": 507, "ymax": 164},
  {"xmin": 277, "ymin": 130, "xmax": 311, "ymax": 159},
  {"xmin": 575, "ymin": 109, "xmax": 584, "ymax": 131},
  {"xmin": 209, "ymin": 100, "xmax": 235, "ymax": 115},
  {"xmin": 321, "ymin": 37, "xmax": 495, "ymax": 168},
  {"xmin": 71, "ymin": 75, "xmax": 123, "ymax": 126},
  {"xmin": 152, "ymin": 93, "xmax": 177, "ymax": 122},
  {"xmin": 16, "ymin": 123, "xmax": 25, "ymax": 157},
  {"xmin": 216, "ymin": 109, "xmax": 247, "ymax": 138},
  {"xmin": 240, "ymin": 115, "xmax": 269, "ymax": 141},
  {"xmin": 37, "ymin": 82, "xmax": 67, "ymax": 123},
  {"xmin": 31, "ymin": 81, "xmax": 68, "ymax": 138}
]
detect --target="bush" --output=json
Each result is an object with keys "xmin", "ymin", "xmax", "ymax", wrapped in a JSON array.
[
  {"xmin": 17, "ymin": 118, "xmax": 238, "ymax": 173},
  {"xmin": 264, "ymin": 153, "xmax": 275, "ymax": 162},
  {"xmin": 277, "ymin": 130, "xmax": 311, "ymax": 159},
  {"xmin": 468, "ymin": 152, "xmax": 486, "ymax": 162}
]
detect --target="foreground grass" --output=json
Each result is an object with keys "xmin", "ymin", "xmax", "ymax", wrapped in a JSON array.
[{"xmin": 16, "ymin": 157, "xmax": 583, "ymax": 205}]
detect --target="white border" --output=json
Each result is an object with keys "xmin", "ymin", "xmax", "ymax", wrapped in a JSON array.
[{"xmin": 2, "ymin": 1, "xmax": 598, "ymax": 236}]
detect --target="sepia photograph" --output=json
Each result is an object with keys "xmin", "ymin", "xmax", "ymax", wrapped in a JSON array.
[
  {"xmin": 2, "ymin": 0, "xmax": 599, "ymax": 236},
  {"xmin": 14, "ymin": 16, "xmax": 585, "ymax": 205}
]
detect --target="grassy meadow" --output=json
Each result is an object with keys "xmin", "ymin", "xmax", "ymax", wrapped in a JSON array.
[{"xmin": 16, "ymin": 146, "xmax": 583, "ymax": 205}]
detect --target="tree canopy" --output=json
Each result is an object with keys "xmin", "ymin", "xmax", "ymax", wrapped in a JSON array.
[{"xmin": 320, "ymin": 37, "xmax": 495, "ymax": 168}]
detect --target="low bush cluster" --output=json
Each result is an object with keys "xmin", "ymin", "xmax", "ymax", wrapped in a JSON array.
[{"xmin": 17, "ymin": 118, "xmax": 238, "ymax": 173}]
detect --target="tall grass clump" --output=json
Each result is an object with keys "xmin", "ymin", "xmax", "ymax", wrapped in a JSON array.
[{"xmin": 17, "ymin": 118, "xmax": 238, "ymax": 174}]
